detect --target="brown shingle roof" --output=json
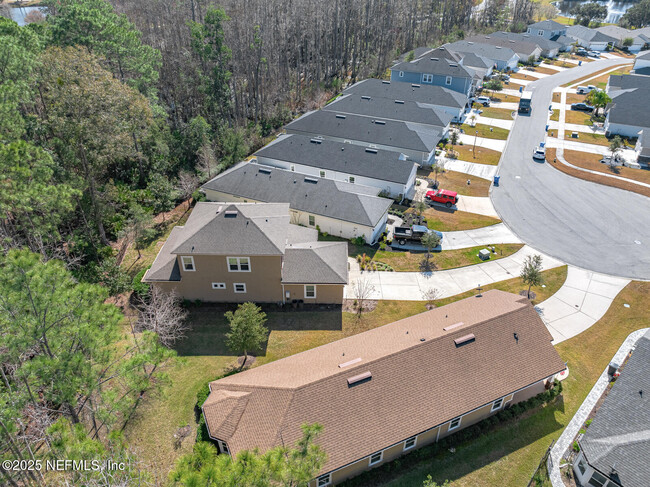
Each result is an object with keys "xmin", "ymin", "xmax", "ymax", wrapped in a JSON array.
[{"xmin": 203, "ymin": 290, "xmax": 565, "ymax": 474}]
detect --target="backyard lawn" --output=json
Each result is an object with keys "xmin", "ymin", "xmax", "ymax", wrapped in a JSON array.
[
  {"xmin": 564, "ymin": 131, "xmax": 609, "ymax": 146},
  {"xmin": 418, "ymin": 169, "xmax": 492, "ymax": 197},
  {"xmin": 472, "ymin": 105, "xmax": 514, "ymax": 120},
  {"xmin": 349, "ymin": 279, "xmax": 649, "ymax": 487},
  {"xmin": 459, "ymin": 123, "xmax": 509, "ymax": 140},
  {"xmin": 372, "ymin": 244, "xmax": 524, "ymax": 272},
  {"xmin": 421, "ymin": 207, "xmax": 501, "ymax": 232},
  {"xmin": 449, "ymin": 144, "xmax": 502, "ymax": 165}
]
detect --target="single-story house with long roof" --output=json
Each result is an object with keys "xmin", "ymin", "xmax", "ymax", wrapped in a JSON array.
[
  {"xmin": 605, "ymin": 74, "xmax": 650, "ymax": 138},
  {"xmin": 633, "ymin": 50, "xmax": 650, "ymax": 76},
  {"xmin": 255, "ymin": 134, "xmax": 418, "ymax": 200},
  {"xmin": 566, "ymin": 25, "xmax": 617, "ymax": 51},
  {"xmin": 573, "ymin": 329, "xmax": 650, "ymax": 487},
  {"xmin": 203, "ymin": 290, "xmax": 567, "ymax": 486},
  {"xmin": 595, "ymin": 25, "xmax": 650, "ymax": 53},
  {"xmin": 342, "ymin": 79, "xmax": 469, "ymax": 122},
  {"xmin": 446, "ymin": 40, "xmax": 520, "ymax": 71},
  {"xmin": 526, "ymin": 20, "xmax": 567, "ymax": 41},
  {"xmin": 142, "ymin": 202, "xmax": 348, "ymax": 304},
  {"xmin": 464, "ymin": 34, "xmax": 543, "ymax": 62},
  {"xmin": 490, "ymin": 31, "xmax": 563, "ymax": 58},
  {"xmin": 202, "ymin": 162, "xmax": 392, "ymax": 244},
  {"xmin": 285, "ymin": 110, "xmax": 440, "ymax": 165}
]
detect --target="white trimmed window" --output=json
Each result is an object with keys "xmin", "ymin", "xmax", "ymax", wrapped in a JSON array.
[
  {"xmin": 491, "ymin": 397, "xmax": 504, "ymax": 411},
  {"xmin": 369, "ymin": 451, "xmax": 383, "ymax": 466},
  {"xmin": 399, "ymin": 71, "xmax": 404, "ymax": 77},
  {"xmin": 576, "ymin": 457, "xmax": 586, "ymax": 475},
  {"xmin": 181, "ymin": 256, "xmax": 195, "ymax": 271},
  {"xmin": 317, "ymin": 474, "xmax": 331, "ymax": 487},
  {"xmin": 211, "ymin": 282, "xmax": 226, "ymax": 289},
  {"xmin": 216, "ymin": 440, "xmax": 229, "ymax": 454},
  {"xmin": 588, "ymin": 471, "xmax": 609, "ymax": 487},
  {"xmin": 403, "ymin": 436, "xmax": 417, "ymax": 451},
  {"xmin": 422, "ymin": 73, "xmax": 433, "ymax": 83},
  {"xmin": 320, "ymin": 170, "xmax": 326, "ymax": 178},
  {"xmin": 449, "ymin": 417, "xmax": 461, "ymax": 431},
  {"xmin": 445, "ymin": 76, "xmax": 452, "ymax": 85},
  {"xmin": 305, "ymin": 285, "xmax": 316, "ymax": 299},
  {"xmin": 234, "ymin": 283, "xmax": 247, "ymax": 293},
  {"xmin": 227, "ymin": 257, "xmax": 250, "ymax": 272},
  {"xmin": 308, "ymin": 215, "xmax": 315, "ymax": 226},
  {"xmin": 538, "ymin": 30, "xmax": 544, "ymax": 36},
  {"xmin": 349, "ymin": 176, "xmax": 355, "ymax": 184}
]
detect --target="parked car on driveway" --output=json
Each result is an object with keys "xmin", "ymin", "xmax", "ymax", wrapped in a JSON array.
[
  {"xmin": 571, "ymin": 102, "xmax": 594, "ymax": 112},
  {"xmin": 425, "ymin": 189, "xmax": 458, "ymax": 208},
  {"xmin": 532, "ymin": 145, "xmax": 546, "ymax": 161},
  {"xmin": 576, "ymin": 48, "xmax": 588, "ymax": 56},
  {"xmin": 600, "ymin": 154, "xmax": 623, "ymax": 165},
  {"xmin": 476, "ymin": 96, "xmax": 491, "ymax": 107},
  {"xmin": 576, "ymin": 85, "xmax": 597, "ymax": 94},
  {"xmin": 587, "ymin": 51, "xmax": 600, "ymax": 58},
  {"xmin": 393, "ymin": 225, "xmax": 443, "ymax": 246}
]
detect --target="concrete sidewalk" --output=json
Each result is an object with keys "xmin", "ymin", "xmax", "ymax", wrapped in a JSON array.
[
  {"xmin": 538, "ymin": 63, "xmax": 568, "ymax": 72},
  {"xmin": 548, "ymin": 120, "xmax": 605, "ymax": 135},
  {"xmin": 455, "ymin": 195, "xmax": 500, "ymax": 217},
  {"xmin": 441, "ymin": 222, "xmax": 520, "ymax": 250},
  {"xmin": 458, "ymin": 134, "xmax": 506, "ymax": 152},
  {"xmin": 442, "ymin": 159, "xmax": 499, "ymax": 179},
  {"xmin": 491, "ymin": 101, "xmax": 520, "ymax": 111},
  {"xmin": 535, "ymin": 266, "xmax": 630, "ymax": 344},
  {"xmin": 475, "ymin": 114, "xmax": 514, "ymax": 130},
  {"xmin": 344, "ymin": 245, "xmax": 563, "ymax": 301}
]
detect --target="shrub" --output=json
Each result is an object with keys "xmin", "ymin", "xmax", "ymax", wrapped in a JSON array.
[
  {"xmin": 572, "ymin": 441, "xmax": 580, "ymax": 452},
  {"xmin": 132, "ymin": 267, "xmax": 151, "ymax": 297}
]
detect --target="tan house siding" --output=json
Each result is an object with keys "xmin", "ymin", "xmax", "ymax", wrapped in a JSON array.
[
  {"xmin": 155, "ymin": 254, "xmax": 284, "ymax": 303},
  {"xmin": 283, "ymin": 284, "xmax": 344, "ymax": 304},
  {"xmin": 512, "ymin": 379, "xmax": 546, "ymax": 404}
]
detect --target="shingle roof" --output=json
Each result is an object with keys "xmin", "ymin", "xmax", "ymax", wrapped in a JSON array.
[
  {"xmin": 489, "ymin": 31, "xmax": 562, "ymax": 51},
  {"xmin": 203, "ymin": 290, "xmax": 566, "ymax": 475},
  {"xmin": 446, "ymin": 40, "xmax": 519, "ymax": 63},
  {"xmin": 282, "ymin": 242, "xmax": 348, "ymax": 284},
  {"xmin": 285, "ymin": 110, "xmax": 441, "ymax": 152},
  {"xmin": 464, "ymin": 34, "xmax": 542, "ymax": 57},
  {"xmin": 596, "ymin": 25, "xmax": 648, "ymax": 42},
  {"xmin": 392, "ymin": 51, "xmax": 475, "ymax": 79},
  {"xmin": 607, "ymin": 88, "xmax": 650, "ymax": 130},
  {"xmin": 579, "ymin": 330, "xmax": 650, "ymax": 487},
  {"xmin": 528, "ymin": 19, "xmax": 565, "ymax": 31},
  {"xmin": 567, "ymin": 25, "xmax": 618, "ymax": 44},
  {"xmin": 256, "ymin": 134, "xmax": 417, "ymax": 185},
  {"xmin": 202, "ymin": 162, "xmax": 392, "ymax": 227},
  {"xmin": 144, "ymin": 227, "xmax": 183, "ymax": 281},
  {"xmin": 608, "ymin": 73, "xmax": 650, "ymax": 91},
  {"xmin": 343, "ymin": 79, "xmax": 468, "ymax": 109},
  {"xmin": 637, "ymin": 50, "xmax": 650, "ymax": 61},
  {"xmin": 324, "ymin": 94, "xmax": 454, "ymax": 130}
]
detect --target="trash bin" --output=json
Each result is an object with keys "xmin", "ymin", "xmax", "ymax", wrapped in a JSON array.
[
  {"xmin": 579, "ymin": 60, "xmax": 582, "ymax": 66},
  {"xmin": 545, "ymin": 124, "xmax": 549, "ymax": 132},
  {"xmin": 519, "ymin": 86, "xmax": 523, "ymax": 93},
  {"xmin": 493, "ymin": 175, "xmax": 500, "ymax": 186}
]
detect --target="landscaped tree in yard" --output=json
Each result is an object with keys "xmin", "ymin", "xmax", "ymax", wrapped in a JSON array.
[
  {"xmin": 136, "ymin": 286, "xmax": 189, "ymax": 347},
  {"xmin": 420, "ymin": 231, "xmax": 442, "ymax": 272},
  {"xmin": 585, "ymin": 90, "xmax": 611, "ymax": 118},
  {"xmin": 421, "ymin": 287, "xmax": 442, "ymax": 309},
  {"xmin": 520, "ymin": 254, "xmax": 544, "ymax": 299},
  {"xmin": 430, "ymin": 159, "xmax": 446, "ymax": 186},
  {"xmin": 225, "ymin": 302, "xmax": 269, "ymax": 369},
  {"xmin": 414, "ymin": 200, "xmax": 428, "ymax": 217},
  {"xmin": 608, "ymin": 136, "xmax": 624, "ymax": 170},
  {"xmin": 483, "ymin": 79, "xmax": 503, "ymax": 98},
  {"xmin": 350, "ymin": 275, "xmax": 377, "ymax": 317},
  {"xmin": 449, "ymin": 129, "xmax": 459, "ymax": 147}
]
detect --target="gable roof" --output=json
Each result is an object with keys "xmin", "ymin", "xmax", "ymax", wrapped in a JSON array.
[
  {"xmin": 566, "ymin": 25, "xmax": 617, "ymax": 44},
  {"xmin": 203, "ymin": 290, "xmax": 566, "ymax": 475},
  {"xmin": 596, "ymin": 25, "xmax": 649, "ymax": 43},
  {"xmin": 323, "ymin": 93, "xmax": 454, "ymax": 130},
  {"xmin": 445, "ymin": 40, "xmax": 519, "ymax": 63},
  {"xmin": 256, "ymin": 134, "xmax": 417, "ymax": 185},
  {"xmin": 285, "ymin": 110, "xmax": 441, "ymax": 153},
  {"xmin": 637, "ymin": 50, "xmax": 650, "ymax": 61},
  {"xmin": 392, "ymin": 51, "xmax": 475, "ymax": 79},
  {"xmin": 489, "ymin": 31, "xmax": 562, "ymax": 51},
  {"xmin": 607, "ymin": 88, "xmax": 650, "ymax": 130},
  {"xmin": 579, "ymin": 330, "xmax": 650, "ymax": 487},
  {"xmin": 528, "ymin": 19, "xmax": 565, "ymax": 31},
  {"xmin": 464, "ymin": 34, "xmax": 542, "ymax": 58},
  {"xmin": 343, "ymin": 78, "xmax": 468, "ymax": 109},
  {"xmin": 282, "ymin": 242, "xmax": 348, "ymax": 284},
  {"xmin": 202, "ymin": 162, "xmax": 392, "ymax": 227},
  {"xmin": 608, "ymin": 73, "xmax": 650, "ymax": 92}
]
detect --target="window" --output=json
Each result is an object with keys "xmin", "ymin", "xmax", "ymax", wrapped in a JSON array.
[
  {"xmin": 234, "ymin": 283, "xmax": 247, "ymax": 293},
  {"xmin": 227, "ymin": 257, "xmax": 250, "ymax": 272},
  {"xmin": 212, "ymin": 282, "xmax": 226, "ymax": 289},
  {"xmin": 422, "ymin": 73, "xmax": 433, "ymax": 83},
  {"xmin": 217, "ymin": 440, "xmax": 229, "ymax": 454},
  {"xmin": 317, "ymin": 474, "xmax": 331, "ymax": 487},
  {"xmin": 290, "ymin": 164, "xmax": 295, "ymax": 172},
  {"xmin": 319, "ymin": 170, "xmax": 326, "ymax": 178},
  {"xmin": 577, "ymin": 458, "xmax": 586, "ymax": 475},
  {"xmin": 445, "ymin": 76, "xmax": 452, "ymax": 85},
  {"xmin": 308, "ymin": 215, "xmax": 315, "ymax": 226},
  {"xmin": 587, "ymin": 471, "xmax": 609, "ymax": 487},
  {"xmin": 181, "ymin": 256, "xmax": 195, "ymax": 271},
  {"xmin": 491, "ymin": 398, "xmax": 504, "ymax": 411},
  {"xmin": 538, "ymin": 30, "xmax": 544, "ymax": 36},
  {"xmin": 449, "ymin": 417, "xmax": 461, "ymax": 431},
  {"xmin": 399, "ymin": 71, "xmax": 404, "ymax": 77},
  {"xmin": 349, "ymin": 176, "xmax": 355, "ymax": 184},
  {"xmin": 369, "ymin": 451, "xmax": 383, "ymax": 466},
  {"xmin": 403, "ymin": 436, "xmax": 417, "ymax": 451},
  {"xmin": 305, "ymin": 285, "xmax": 316, "ymax": 299},
  {"xmin": 527, "ymin": 28, "xmax": 531, "ymax": 33}
]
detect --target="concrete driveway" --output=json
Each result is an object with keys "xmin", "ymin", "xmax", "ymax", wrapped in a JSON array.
[{"xmin": 490, "ymin": 57, "xmax": 650, "ymax": 280}]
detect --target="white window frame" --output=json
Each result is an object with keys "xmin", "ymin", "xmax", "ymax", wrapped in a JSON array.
[
  {"xmin": 491, "ymin": 397, "xmax": 504, "ymax": 412},
  {"xmin": 227, "ymin": 256, "xmax": 251, "ymax": 272},
  {"xmin": 317, "ymin": 473, "xmax": 331, "ymax": 487},
  {"xmin": 445, "ymin": 76, "xmax": 452, "ymax": 85},
  {"xmin": 181, "ymin": 256, "xmax": 196, "ymax": 272},
  {"xmin": 308, "ymin": 215, "xmax": 315, "ymax": 226},
  {"xmin": 403, "ymin": 436, "xmax": 417, "ymax": 451},
  {"xmin": 319, "ymin": 170, "xmax": 326, "ymax": 178},
  {"xmin": 422, "ymin": 73, "xmax": 433, "ymax": 83},
  {"xmin": 369, "ymin": 451, "xmax": 383, "ymax": 466},
  {"xmin": 211, "ymin": 282, "xmax": 226, "ymax": 289},
  {"xmin": 449, "ymin": 416, "xmax": 462, "ymax": 431},
  {"xmin": 233, "ymin": 283, "xmax": 247, "ymax": 293},
  {"xmin": 538, "ymin": 30, "xmax": 544, "ymax": 36},
  {"xmin": 304, "ymin": 285, "xmax": 316, "ymax": 299},
  {"xmin": 349, "ymin": 176, "xmax": 355, "ymax": 184},
  {"xmin": 399, "ymin": 71, "xmax": 404, "ymax": 77}
]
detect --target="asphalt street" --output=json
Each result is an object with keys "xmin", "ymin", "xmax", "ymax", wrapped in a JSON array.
[{"xmin": 491, "ymin": 58, "xmax": 650, "ymax": 280}]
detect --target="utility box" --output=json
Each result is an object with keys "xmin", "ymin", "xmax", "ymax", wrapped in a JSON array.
[
  {"xmin": 572, "ymin": 131, "xmax": 579, "ymax": 138},
  {"xmin": 478, "ymin": 249, "xmax": 491, "ymax": 261}
]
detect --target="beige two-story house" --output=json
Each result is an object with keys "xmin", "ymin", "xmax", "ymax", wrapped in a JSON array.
[{"xmin": 142, "ymin": 202, "xmax": 348, "ymax": 304}]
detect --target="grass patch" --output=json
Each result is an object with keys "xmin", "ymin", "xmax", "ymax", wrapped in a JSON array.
[
  {"xmin": 552, "ymin": 92, "xmax": 561, "ymax": 103},
  {"xmin": 532, "ymin": 66, "xmax": 558, "ymax": 75},
  {"xmin": 460, "ymin": 123, "xmax": 509, "ymax": 140},
  {"xmin": 472, "ymin": 105, "xmax": 515, "ymax": 121},
  {"xmin": 421, "ymin": 207, "xmax": 501, "ymax": 232},
  {"xmin": 561, "ymin": 65, "xmax": 630, "ymax": 88},
  {"xmin": 448, "ymin": 144, "xmax": 502, "ymax": 166},
  {"xmin": 510, "ymin": 72, "xmax": 534, "ymax": 81},
  {"xmin": 564, "ymin": 131, "xmax": 609, "ymax": 146},
  {"xmin": 565, "ymin": 110, "xmax": 593, "ymax": 125},
  {"xmin": 586, "ymin": 65, "xmax": 632, "ymax": 90},
  {"xmin": 566, "ymin": 92, "xmax": 587, "ymax": 104},
  {"xmin": 373, "ymin": 244, "xmax": 524, "ymax": 272},
  {"xmin": 418, "ymin": 169, "xmax": 492, "ymax": 197},
  {"xmin": 545, "ymin": 148, "xmax": 650, "ymax": 199},
  {"xmin": 563, "ymin": 149, "xmax": 650, "ymax": 185},
  {"xmin": 550, "ymin": 109, "xmax": 559, "ymax": 122}
]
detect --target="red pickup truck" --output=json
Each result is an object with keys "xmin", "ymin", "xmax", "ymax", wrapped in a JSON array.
[{"xmin": 425, "ymin": 189, "xmax": 458, "ymax": 208}]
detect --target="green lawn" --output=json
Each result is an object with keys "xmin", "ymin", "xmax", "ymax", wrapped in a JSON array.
[
  {"xmin": 422, "ymin": 207, "xmax": 501, "ymax": 232},
  {"xmin": 372, "ymin": 244, "xmax": 524, "ymax": 272},
  {"xmin": 564, "ymin": 131, "xmax": 609, "ymax": 146},
  {"xmin": 472, "ymin": 105, "xmax": 514, "ymax": 121},
  {"xmin": 449, "ymin": 144, "xmax": 502, "ymax": 166},
  {"xmin": 347, "ymin": 278, "xmax": 649, "ymax": 487},
  {"xmin": 460, "ymin": 123, "xmax": 509, "ymax": 140},
  {"xmin": 550, "ymin": 109, "xmax": 559, "ymax": 122}
]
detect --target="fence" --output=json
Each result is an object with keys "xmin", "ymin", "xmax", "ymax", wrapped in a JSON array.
[{"xmin": 527, "ymin": 439, "xmax": 555, "ymax": 487}]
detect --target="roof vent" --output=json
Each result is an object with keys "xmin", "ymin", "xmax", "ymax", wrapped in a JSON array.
[
  {"xmin": 449, "ymin": 63, "xmax": 458, "ymax": 67},
  {"xmin": 310, "ymin": 138, "xmax": 322, "ymax": 144},
  {"xmin": 347, "ymin": 371, "xmax": 372, "ymax": 386},
  {"xmin": 361, "ymin": 95, "xmax": 371, "ymax": 100},
  {"xmin": 339, "ymin": 358, "xmax": 362, "ymax": 368},
  {"xmin": 365, "ymin": 148, "xmax": 378, "ymax": 154},
  {"xmin": 304, "ymin": 177, "xmax": 318, "ymax": 184},
  {"xmin": 509, "ymin": 40, "xmax": 515, "ymax": 43},
  {"xmin": 224, "ymin": 210, "xmax": 238, "ymax": 218},
  {"xmin": 430, "ymin": 57, "xmax": 439, "ymax": 61},
  {"xmin": 336, "ymin": 114, "xmax": 346, "ymax": 119},
  {"xmin": 382, "ymin": 80, "xmax": 390, "ymax": 84},
  {"xmin": 443, "ymin": 322, "xmax": 464, "ymax": 332},
  {"xmin": 395, "ymin": 99, "xmax": 405, "ymax": 104},
  {"xmin": 495, "ymin": 46, "xmax": 501, "ymax": 49},
  {"xmin": 468, "ymin": 41, "xmax": 474, "ymax": 45},
  {"xmin": 411, "ymin": 83, "xmax": 421, "ymax": 88},
  {"xmin": 375, "ymin": 120, "xmax": 386, "ymax": 125},
  {"xmin": 258, "ymin": 168, "xmax": 272, "ymax": 174},
  {"xmin": 454, "ymin": 334, "xmax": 476, "ymax": 347}
]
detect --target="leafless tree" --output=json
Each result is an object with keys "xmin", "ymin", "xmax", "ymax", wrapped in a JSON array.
[
  {"xmin": 177, "ymin": 171, "xmax": 199, "ymax": 209},
  {"xmin": 0, "ymin": 4, "xmax": 10, "ymax": 20},
  {"xmin": 421, "ymin": 287, "xmax": 442, "ymax": 309},
  {"xmin": 24, "ymin": 9, "xmax": 46, "ymax": 24},
  {"xmin": 350, "ymin": 275, "xmax": 376, "ymax": 317},
  {"xmin": 136, "ymin": 286, "xmax": 189, "ymax": 347},
  {"xmin": 197, "ymin": 143, "xmax": 219, "ymax": 181}
]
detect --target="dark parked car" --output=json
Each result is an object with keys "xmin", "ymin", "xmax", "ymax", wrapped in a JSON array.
[
  {"xmin": 571, "ymin": 103, "xmax": 594, "ymax": 112},
  {"xmin": 393, "ymin": 225, "xmax": 443, "ymax": 246}
]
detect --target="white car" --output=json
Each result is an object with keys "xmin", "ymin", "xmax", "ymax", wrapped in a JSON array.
[
  {"xmin": 532, "ymin": 145, "xmax": 546, "ymax": 161},
  {"xmin": 476, "ymin": 96, "xmax": 491, "ymax": 107}
]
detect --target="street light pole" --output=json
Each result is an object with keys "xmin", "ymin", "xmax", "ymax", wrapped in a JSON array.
[{"xmin": 473, "ymin": 130, "xmax": 478, "ymax": 158}]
